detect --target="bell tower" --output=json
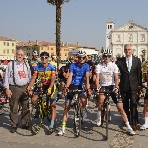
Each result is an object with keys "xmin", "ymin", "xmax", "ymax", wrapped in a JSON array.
[{"xmin": 106, "ymin": 20, "xmax": 114, "ymax": 50}]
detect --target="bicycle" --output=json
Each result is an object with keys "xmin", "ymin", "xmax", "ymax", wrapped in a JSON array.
[
  {"xmin": 69, "ymin": 89, "xmax": 85, "ymax": 137},
  {"xmin": 98, "ymin": 89, "xmax": 112, "ymax": 140},
  {"xmin": 29, "ymin": 79, "xmax": 57, "ymax": 135}
]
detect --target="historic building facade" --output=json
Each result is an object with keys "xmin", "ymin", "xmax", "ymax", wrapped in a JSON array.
[
  {"xmin": 106, "ymin": 20, "xmax": 148, "ymax": 61},
  {"xmin": 0, "ymin": 36, "xmax": 16, "ymax": 60}
]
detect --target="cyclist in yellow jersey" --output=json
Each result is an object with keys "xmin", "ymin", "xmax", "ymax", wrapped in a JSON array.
[{"xmin": 27, "ymin": 52, "xmax": 56, "ymax": 134}]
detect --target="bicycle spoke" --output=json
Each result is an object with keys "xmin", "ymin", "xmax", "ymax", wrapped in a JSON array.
[
  {"xmin": 74, "ymin": 104, "xmax": 81, "ymax": 137},
  {"xmin": 30, "ymin": 101, "xmax": 43, "ymax": 135}
]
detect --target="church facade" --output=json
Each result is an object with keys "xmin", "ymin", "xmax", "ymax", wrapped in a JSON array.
[{"xmin": 106, "ymin": 20, "xmax": 148, "ymax": 61}]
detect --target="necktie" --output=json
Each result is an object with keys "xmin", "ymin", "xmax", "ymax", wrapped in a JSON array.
[{"xmin": 128, "ymin": 59, "xmax": 131, "ymax": 72}]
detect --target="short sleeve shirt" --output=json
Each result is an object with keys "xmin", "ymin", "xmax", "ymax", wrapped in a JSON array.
[
  {"xmin": 33, "ymin": 63, "xmax": 56, "ymax": 86},
  {"xmin": 69, "ymin": 63, "xmax": 90, "ymax": 86},
  {"xmin": 96, "ymin": 62, "xmax": 119, "ymax": 86}
]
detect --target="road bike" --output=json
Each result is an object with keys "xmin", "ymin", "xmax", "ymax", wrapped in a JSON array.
[
  {"xmin": 99, "ymin": 90, "xmax": 112, "ymax": 140},
  {"xmin": 29, "ymin": 79, "xmax": 57, "ymax": 135},
  {"xmin": 70, "ymin": 89, "xmax": 85, "ymax": 137}
]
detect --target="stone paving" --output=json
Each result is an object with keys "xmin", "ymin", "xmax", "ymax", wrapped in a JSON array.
[{"xmin": 0, "ymin": 99, "xmax": 148, "ymax": 148}]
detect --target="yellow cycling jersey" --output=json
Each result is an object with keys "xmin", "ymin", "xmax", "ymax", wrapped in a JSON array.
[{"xmin": 33, "ymin": 63, "xmax": 56, "ymax": 85}]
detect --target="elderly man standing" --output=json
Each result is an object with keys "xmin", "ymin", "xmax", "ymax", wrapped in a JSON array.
[
  {"xmin": 116, "ymin": 44, "xmax": 142, "ymax": 131},
  {"xmin": 3, "ymin": 49, "xmax": 31, "ymax": 133}
]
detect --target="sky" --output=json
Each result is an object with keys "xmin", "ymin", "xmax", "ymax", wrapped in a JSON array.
[{"xmin": 1, "ymin": 0, "xmax": 148, "ymax": 52}]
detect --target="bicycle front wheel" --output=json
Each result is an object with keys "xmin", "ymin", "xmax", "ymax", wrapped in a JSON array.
[
  {"xmin": 105, "ymin": 103, "xmax": 109, "ymax": 140},
  {"xmin": 30, "ymin": 100, "xmax": 43, "ymax": 135},
  {"xmin": 74, "ymin": 103, "xmax": 81, "ymax": 137}
]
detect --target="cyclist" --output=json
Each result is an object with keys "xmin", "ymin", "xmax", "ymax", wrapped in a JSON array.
[
  {"xmin": 27, "ymin": 51, "xmax": 56, "ymax": 134},
  {"xmin": 58, "ymin": 50, "xmax": 91, "ymax": 136},
  {"xmin": 50, "ymin": 55, "xmax": 57, "ymax": 70},
  {"xmin": 28, "ymin": 50, "xmax": 41, "ymax": 75},
  {"xmin": 95, "ymin": 49, "xmax": 135, "ymax": 135},
  {"xmin": 57, "ymin": 60, "xmax": 71, "ymax": 99}
]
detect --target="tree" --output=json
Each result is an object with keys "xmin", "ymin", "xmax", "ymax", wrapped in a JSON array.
[
  {"xmin": 33, "ymin": 45, "xmax": 40, "ymax": 53},
  {"xmin": 47, "ymin": 0, "xmax": 70, "ymax": 70}
]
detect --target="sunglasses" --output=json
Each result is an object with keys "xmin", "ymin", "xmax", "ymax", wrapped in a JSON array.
[
  {"xmin": 78, "ymin": 56, "xmax": 86, "ymax": 60},
  {"xmin": 41, "ymin": 56, "xmax": 48, "ymax": 59},
  {"xmin": 103, "ymin": 55, "xmax": 111, "ymax": 58}
]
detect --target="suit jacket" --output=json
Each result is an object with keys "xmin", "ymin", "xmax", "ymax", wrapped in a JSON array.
[{"xmin": 116, "ymin": 56, "xmax": 142, "ymax": 91}]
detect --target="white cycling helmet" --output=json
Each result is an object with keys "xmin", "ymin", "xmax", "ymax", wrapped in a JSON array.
[
  {"xmin": 102, "ymin": 49, "xmax": 112, "ymax": 55},
  {"xmin": 51, "ymin": 55, "xmax": 57, "ymax": 59},
  {"xmin": 24, "ymin": 55, "xmax": 28, "ymax": 59},
  {"xmin": 77, "ymin": 50, "xmax": 86, "ymax": 57},
  {"xmin": 32, "ymin": 50, "xmax": 39, "ymax": 56}
]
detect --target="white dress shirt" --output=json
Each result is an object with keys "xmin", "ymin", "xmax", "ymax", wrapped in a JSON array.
[{"xmin": 126, "ymin": 56, "xmax": 132, "ymax": 72}]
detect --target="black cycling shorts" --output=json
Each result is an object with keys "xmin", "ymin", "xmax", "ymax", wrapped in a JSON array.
[
  {"xmin": 100, "ymin": 85, "xmax": 123, "ymax": 104},
  {"xmin": 66, "ymin": 84, "xmax": 83, "ymax": 100}
]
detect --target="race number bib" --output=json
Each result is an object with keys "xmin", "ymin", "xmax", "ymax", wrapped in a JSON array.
[
  {"xmin": 18, "ymin": 71, "xmax": 26, "ymax": 78},
  {"xmin": 102, "ymin": 73, "xmax": 112, "ymax": 82}
]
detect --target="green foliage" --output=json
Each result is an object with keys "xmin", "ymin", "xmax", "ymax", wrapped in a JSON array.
[
  {"xmin": 142, "ymin": 50, "xmax": 146, "ymax": 54},
  {"xmin": 33, "ymin": 45, "xmax": 40, "ymax": 52},
  {"xmin": 47, "ymin": 0, "xmax": 70, "ymax": 5}
]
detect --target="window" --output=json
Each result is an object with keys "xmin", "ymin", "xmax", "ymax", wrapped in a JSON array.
[
  {"xmin": 12, "ymin": 43, "xmax": 14, "ymax": 46},
  {"xmin": 27, "ymin": 53, "xmax": 28, "ymax": 56},
  {"xmin": 7, "ymin": 42, "xmax": 9, "ymax": 46},
  {"xmin": 12, "ymin": 49, "xmax": 14, "ymax": 54},
  {"xmin": 65, "ymin": 53, "xmax": 67, "ymax": 56},
  {"xmin": 110, "ymin": 25, "xmax": 112, "ymax": 29},
  {"xmin": 51, "ymin": 48, "xmax": 53, "ymax": 50},
  {"xmin": 7, "ymin": 49, "xmax": 9, "ymax": 54},
  {"xmin": 108, "ymin": 25, "xmax": 109, "ymax": 29},
  {"xmin": 3, "ymin": 49, "xmax": 6, "ymax": 54},
  {"xmin": 4, "ymin": 42, "xmax": 6, "ymax": 46}
]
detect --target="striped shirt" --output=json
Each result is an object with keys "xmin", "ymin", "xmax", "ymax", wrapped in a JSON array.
[{"xmin": 3, "ymin": 60, "xmax": 31, "ymax": 89}]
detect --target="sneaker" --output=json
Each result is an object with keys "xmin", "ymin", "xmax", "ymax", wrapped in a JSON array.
[
  {"xmin": 96, "ymin": 118, "xmax": 101, "ymax": 126},
  {"xmin": 128, "ymin": 128, "xmax": 136, "ymax": 135},
  {"xmin": 140, "ymin": 124, "xmax": 148, "ymax": 130},
  {"xmin": 58, "ymin": 130, "xmax": 65, "ymax": 136},
  {"xmin": 82, "ymin": 109, "xmax": 87, "ymax": 118},
  {"xmin": 47, "ymin": 127, "xmax": 54, "ymax": 135}
]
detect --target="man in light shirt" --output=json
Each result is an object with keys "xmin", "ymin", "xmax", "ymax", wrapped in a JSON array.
[{"xmin": 3, "ymin": 49, "xmax": 31, "ymax": 133}]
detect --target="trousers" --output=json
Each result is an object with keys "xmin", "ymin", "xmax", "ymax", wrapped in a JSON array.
[{"xmin": 9, "ymin": 85, "xmax": 29, "ymax": 127}]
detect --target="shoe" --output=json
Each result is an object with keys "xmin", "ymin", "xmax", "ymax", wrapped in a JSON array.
[
  {"xmin": 58, "ymin": 130, "xmax": 65, "ymax": 136},
  {"xmin": 47, "ymin": 127, "xmax": 54, "ymax": 135},
  {"xmin": 132, "ymin": 125, "xmax": 138, "ymax": 131},
  {"xmin": 10, "ymin": 127, "xmax": 17, "ymax": 133},
  {"xmin": 96, "ymin": 118, "xmax": 101, "ymax": 126},
  {"xmin": 128, "ymin": 128, "xmax": 136, "ymax": 135},
  {"xmin": 140, "ymin": 124, "xmax": 148, "ymax": 130},
  {"xmin": 21, "ymin": 125, "xmax": 30, "ymax": 130},
  {"xmin": 82, "ymin": 109, "xmax": 87, "ymax": 118}
]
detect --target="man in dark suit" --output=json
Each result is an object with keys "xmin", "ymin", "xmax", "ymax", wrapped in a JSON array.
[{"xmin": 116, "ymin": 44, "xmax": 142, "ymax": 131}]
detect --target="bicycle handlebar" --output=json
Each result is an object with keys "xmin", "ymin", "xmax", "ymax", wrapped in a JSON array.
[{"xmin": 68, "ymin": 89, "xmax": 85, "ymax": 93}]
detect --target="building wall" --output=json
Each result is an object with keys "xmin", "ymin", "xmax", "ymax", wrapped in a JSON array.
[
  {"xmin": 106, "ymin": 20, "xmax": 148, "ymax": 61},
  {"xmin": 0, "ymin": 40, "xmax": 16, "ymax": 60}
]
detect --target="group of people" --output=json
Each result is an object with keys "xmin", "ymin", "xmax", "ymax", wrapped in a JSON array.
[{"xmin": 1, "ymin": 44, "xmax": 148, "ymax": 137}]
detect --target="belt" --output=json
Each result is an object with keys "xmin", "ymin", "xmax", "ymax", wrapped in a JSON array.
[{"xmin": 9, "ymin": 84, "xmax": 28, "ymax": 88}]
